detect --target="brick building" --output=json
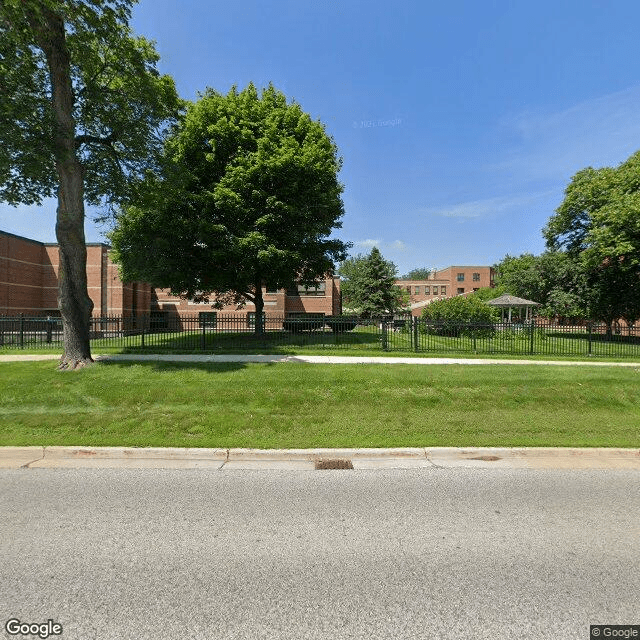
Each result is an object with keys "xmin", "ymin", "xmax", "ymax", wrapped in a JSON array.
[
  {"xmin": 0, "ymin": 230, "xmax": 341, "ymax": 321},
  {"xmin": 397, "ymin": 265, "xmax": 496, "ymax": 316}
]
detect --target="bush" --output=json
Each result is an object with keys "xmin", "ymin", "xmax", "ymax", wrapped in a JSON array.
[
  {"xmin": 325, "ymin": 317, "xmax": 358, "ymax": 333},
  {"xmin": 283, "ymin": 317, "xmax": 326, "ymax": 333},
  {"xmin": 421, "ymin": 296, "xmax": 498, "ymax": 337}
]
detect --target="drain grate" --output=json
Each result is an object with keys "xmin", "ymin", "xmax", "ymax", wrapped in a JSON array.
[
  {"xmin": 468, "ymin": 455, "xmax": 501, "ymax": 462},
  {"xmin": 314, "ymin": 458, "xmax": 354, "ymax": 470}
]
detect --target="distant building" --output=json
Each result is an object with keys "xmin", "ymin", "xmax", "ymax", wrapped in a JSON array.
[
  {"xmin": 396, "ymin": 265, "xmax": 495, "ymax": 316},
  {"xmin": 0, "ymin": 230, "xmax": 341, "ymax": 323}
]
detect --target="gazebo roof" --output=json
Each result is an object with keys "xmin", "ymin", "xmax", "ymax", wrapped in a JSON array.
[{"xmin": 486, "ymin": 294, "xmax": 541, "ymax": 308}]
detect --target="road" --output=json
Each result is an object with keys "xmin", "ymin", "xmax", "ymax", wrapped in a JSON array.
[{"xmin": 1, "ymin": 468, "xmax": 639, "ymax": 639}]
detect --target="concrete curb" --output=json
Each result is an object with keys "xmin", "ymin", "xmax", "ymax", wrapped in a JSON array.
[{"xmin": 1, "ymin": 446, "xmax": 639, "ymax": 470}]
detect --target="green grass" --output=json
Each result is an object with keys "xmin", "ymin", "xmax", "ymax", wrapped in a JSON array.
[{"xmin": 1, "ymin": 360, "xmax": 639, "ymax": 448}]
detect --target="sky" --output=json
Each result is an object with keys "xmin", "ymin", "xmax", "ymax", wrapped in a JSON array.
[{"xmin": 4, "ymin": 0, "xmax": 640, "ymax": 275}]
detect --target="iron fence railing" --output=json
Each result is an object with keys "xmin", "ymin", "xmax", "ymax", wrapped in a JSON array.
[{"xmin": 1, "ymin": 314, "xmax": 640, "ymax": 358}]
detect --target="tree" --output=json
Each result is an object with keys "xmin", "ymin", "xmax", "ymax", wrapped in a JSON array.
[
  {"xmin": 339, "ymin": 248, "xmax": 408, "ymax": 317},
  {"xmin": 493, "ymin": 251, "xmax": 587, "ymax": 321},
  {"xmin": 545, "ymin": 150, "xmax": 640, "ymax": 328},
  {"xmin": 0, "ymin": 0, "xmax": 181, "ymax": 368},
  {"xmin": 401, "ymin": 267, "xmax": 431, "ymax": 280},
  {"xmin": 110, "ymin": 83, "xmax": 349, "ymax": 334}
]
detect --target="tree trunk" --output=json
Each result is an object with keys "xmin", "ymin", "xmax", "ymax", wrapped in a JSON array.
[
  {"xmin": 33, "ymin": 5, "xmax": 93, "ymax": 368},
  {"xmin": 254, "ymin": 290, "xmax": 265, "ymax": 336}
]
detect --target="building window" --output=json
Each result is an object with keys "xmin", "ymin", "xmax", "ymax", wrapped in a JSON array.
[
  {"xmin": 151, "ymin": 311, "xmax": 170, "ymax": 329},
  {"xmin": 287, "ymin": 282, "xmax": 326, "ymax": 296},
  {"xmin": 440, "ymin": 286, "xmax": 446, "ymax": 295},
  {"xmin": 265, "ymin": 285, "xmax": 278, "ymax": 294},
  {"xmin": 457, "ymin": 287, "xmax": 464, "ymax": 294},
  {"xmin": 247, "ymin": 312, "xmax": 266, "ymax": 328},
  {"xmin": 473, "ymin": 288, "xmax": 479, "ymax": 292},
  {"xmin": 424, "ymin": 286, "xmax": 430, "ymax": 295},
  {"xmin": 457, "ymin": 273, "xmax": 465, "ymax": 282},
  {"xmin": 432, "ymin": 286, "xmax": 438, "ymax": 295},
  {"xmin": 414, "ymin": 286, "xmax": 420, "ymax": 294},
  {"xmin": 473, "ymin": 273, "xmax": 480, "ymax": 281},
  {"xmin": 198, "ymin": 311, "xmax": 217, "ymax": 328}
]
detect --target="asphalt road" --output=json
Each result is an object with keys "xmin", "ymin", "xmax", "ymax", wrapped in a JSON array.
[{"xmin": 1, "ymin": 468, "xmax": 639, "ymax": 640}]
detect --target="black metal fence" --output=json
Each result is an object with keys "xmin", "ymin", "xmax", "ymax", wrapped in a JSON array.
[{"xmin": 2, "ymin": 314, "xmax": 640, "ymax": 358}]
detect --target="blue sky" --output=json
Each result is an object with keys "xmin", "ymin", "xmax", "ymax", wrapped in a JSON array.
[{"xmin": 3, "ymin": 0, "xmax": 640, "ymax": 275}]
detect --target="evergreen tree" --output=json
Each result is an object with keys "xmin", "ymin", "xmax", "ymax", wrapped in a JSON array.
[{"xmin": 340, "ymin": 248, "xmax": 407, "ymax": 317}]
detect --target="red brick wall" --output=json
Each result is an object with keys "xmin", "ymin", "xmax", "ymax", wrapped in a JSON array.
[
  {"xmin": 151, "ymin": 274, "xmax": 340, "ymax": 319},
  {"xmin": 1, "ymin": 231, "xmax": 342, "ymax": 319},
  {"xmin": 0, "ymin": 232, "xmax": 55, "ymax": 314},
  {"xmin": 0, "ymin": 231, "xmax": 129, "ymax": 316}
]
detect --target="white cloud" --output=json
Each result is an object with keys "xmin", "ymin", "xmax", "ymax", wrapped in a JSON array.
[
  {"xmin": 355, "ymin": 238, "xmax": 380, "ymax": 248},
  {"xmin": 389, "ymin": 239, "xmax": 407, "ymax": 251},
  {"xmin": 425, "ymin": 191, "xmax": 555, "ymax": 220},
  {"xmin": 493, "ymin": 84, "xmax": 640, "ymax": 182}
]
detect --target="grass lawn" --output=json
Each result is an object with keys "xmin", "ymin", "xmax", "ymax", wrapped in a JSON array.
[{"xmin": 1, "ymin": 360, "xmax": 639, "ymax": 448}]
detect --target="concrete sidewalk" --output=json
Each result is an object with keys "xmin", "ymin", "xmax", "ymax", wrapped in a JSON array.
[
  {"xmin": 2, "ymin": 353, "xmax": 640, "ymax": 366},
  {"xmin": 2, "ymin": 446, "xmax": 639, "ymax": 470}
]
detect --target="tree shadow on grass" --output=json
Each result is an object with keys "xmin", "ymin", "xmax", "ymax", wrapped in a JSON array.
[{"xmin": 97, "ymin": 360, "xmax": 248, "ymax": 374}]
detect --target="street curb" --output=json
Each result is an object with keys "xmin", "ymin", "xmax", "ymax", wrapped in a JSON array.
[{"xmin": 1, "ymin": 446, "xmax": 639, "ymax": 470}]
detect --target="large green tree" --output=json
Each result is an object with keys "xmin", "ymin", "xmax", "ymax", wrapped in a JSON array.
[
  {"xmin": 494, "ymin": 251, "xmax": 587, "ymax": 320},
  {"xmin": 110, "ymin": 83, "xmax": 349, "ymax": 334},
  {"xmin": 544, "ymin": 150, "xmax": 640, "ymax": 328},
  {"xmin": 339, "ymin": 248, "xmax": 408, "ymax": 317},
  {"xmin": 0, "ymin": 0, "xmax": 180, "ymax": 368}
]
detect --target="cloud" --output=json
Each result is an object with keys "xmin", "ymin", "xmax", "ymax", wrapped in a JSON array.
[
  {"xmin": 492, "ymin": 84, "xmax": 640, "ymax": 182},
  {"xmin": 389, "ymin": 239, "xmax": 407, "ymax": 251},
  {"xmin": 355, "ymin": 238, "xmax": 380, "ymax": 248},
  {"xmin": 425, "ymin": 191, "xmax": 555, "ymax": 220}
]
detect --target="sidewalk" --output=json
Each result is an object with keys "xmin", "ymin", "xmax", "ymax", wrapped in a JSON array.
[
  {"xmin": 2, "ymin": 446, "xmax": 639, "ymax": 470},
  {"xmin": 2, "ymin": 353, "xmax": 640, "ymax": 366}
]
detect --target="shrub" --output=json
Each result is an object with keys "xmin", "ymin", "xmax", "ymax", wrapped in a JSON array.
[
  {"xmin": 325, "ymin": 317, "xmax": 358, "ymax": 333},
  {"xmin": 421, "ymin": 296, "xmax": 498, "ymax": 337}
]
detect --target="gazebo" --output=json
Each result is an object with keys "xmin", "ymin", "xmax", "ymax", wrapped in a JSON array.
[{"xmin": 486, "ymin": 294, "xmax": 541, "ymax": 322}]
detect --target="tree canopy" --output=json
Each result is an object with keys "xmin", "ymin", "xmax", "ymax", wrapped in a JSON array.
[
  {"xmin": 401, "ymin": 267, "xmax": 431, "ymax": 280},
  {"xmin": 0, "ymin": 0, "xmax": 181, "ymax": 366},
  {"xmin": 110, "ymin": 83, "xmax": 349, "ymax": 333},
  {"xmin": 338, "ymin": 248, "xmax": 408, "ymax": 317},
  {"xmin": 544, "ymin": 150, "xmax": 640, "ymax": 327},
  {"xmin": 493, "ymin": 251, "xmax": 586, "ymax": 320}
]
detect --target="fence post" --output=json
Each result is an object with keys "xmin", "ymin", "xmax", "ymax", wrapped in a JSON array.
[
  {"xmin": 46, "ymin": 316, "xmax": 53, "ymax": 344},
  {"xmin": 19, "ymin": 314, "xmax": 24, "ymax": 349},
  {"xmin": 413, "ymin": 316, "xmax": 419, "ymax": 353},
  {"xmin": 529, "ymin": 320, "xmax": 535, "ymax": 355},
  {"xmin": 588, "ymin": 322, "xmax": 593, "ymax": 355},
  {"xmin": 201, "ymin": 318, "xmax": 206, "ymax": 351},
  {"xmin": 140, "ymin": 314, "xmax": 145, "ymax": 349},
  {"xmin": 381, "ymin": 319, "xmax": 388, "ymax": 351}
]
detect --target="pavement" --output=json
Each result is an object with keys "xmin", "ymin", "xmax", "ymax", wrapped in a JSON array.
[
  {"xmin": 2, "ymin": 352, "xmax": 640, "ymax": 366},
  {"xmin": 3, "ymin": 353, "xmax": 639, "ymax": 471}
]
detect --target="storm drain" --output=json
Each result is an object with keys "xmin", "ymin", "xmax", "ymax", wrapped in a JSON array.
[
  {"xmin": 314, "ymin": 458, "xmax": 354, "ymax": 470},
  {"xmin": 468, "ymin": 455, "xmax": 501, "ymax": 462}
]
